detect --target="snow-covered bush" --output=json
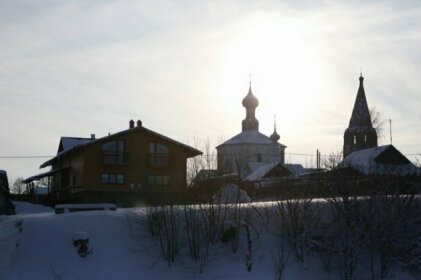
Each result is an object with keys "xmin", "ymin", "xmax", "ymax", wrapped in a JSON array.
[
  {"xmin": 212, "ymin": 184, "xmax": 251, "ymax": 204},
  {"xmin": 319, "ymin": 196, "xmax": 365, "ymax": 280},
  {"xmin": 360, "ymin": 193, "xmax": 420, "ymax": 278},
  {"xmin": 182, "ymin": 205, "xmax": 211, "ymax": 273},
  {"xmin": 274, "ymin": 198, "xmax": 320, "ymax": 264},
  {"xmin": 145, "ymin": 205, "xmax": 181, "ymax": 267},
  {"xmin": 271, "ymin": 239, "xmax": 290, "ymax": 280}
]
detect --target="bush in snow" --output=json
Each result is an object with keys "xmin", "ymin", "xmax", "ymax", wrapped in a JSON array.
[
  {"xmin": 145, "ymin": 204, "xmax": 181, "ymax": 267},
  {"xmin": 182, "ymin": 205, "xmax": 211, "ymax": 273},
  {"xmin": 360, "ymin": 192, "xmax": 420, "ymax": 278},
  {"xmin": 274, "ymin": 198, "xmax": 320, "ymax": 265},
  {"xmin": 212, "ymin": 184, "xmax": 251, "ymax": 204},
  {"xmin": 271, "ymin": 239, "xmax": 290, "ymax": 280}
]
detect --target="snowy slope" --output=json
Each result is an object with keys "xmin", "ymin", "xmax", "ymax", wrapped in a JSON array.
[{"xmin": 0, "ymin": 202, "xmax": 419, "ymax": 280}]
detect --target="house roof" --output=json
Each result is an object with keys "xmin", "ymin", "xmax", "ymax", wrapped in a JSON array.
[
  {"xmin": 40, "ymin": 125, "xmax": 202, "ymax": 168},
  {"xmin": 23, "ymin": 167, "xmax": 70, "ymax": 183},
  {"xmin": 244, "ymin": 162, "xmax": 291, "ymax": 181},
  {"xmin": 217, "ymin": 130, "xmax": 286, "ymax": 148},
  {"xmin": 340, "ymin": 145, "xmax": 419, "ymax": 176},
  {"xmin": 58, "ymin": 137, "xmax": 93, "ymax": 154},
  {"xmin": 285, "ymin": 164, "xmax": 307, "ymax": 176}
]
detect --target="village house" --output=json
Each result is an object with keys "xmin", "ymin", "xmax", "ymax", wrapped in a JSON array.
[{"xmin": 24, "ymin": 120, "xmax": 202, "ymax": 205}]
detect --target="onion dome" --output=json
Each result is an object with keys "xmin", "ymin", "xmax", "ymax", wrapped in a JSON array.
[
  {"xmin": 270, "ymin": 127, "xmax": 280, "ymax": 142},
  {"xmin": 241, "ymin": 83, "xmax": 259, "ymax": 131},
  {"xmin": 242, "ymin": 84, "xmax": 259, "ymax": 109}
]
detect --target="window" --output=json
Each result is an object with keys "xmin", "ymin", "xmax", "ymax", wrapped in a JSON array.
[
  {"xmin": 256, "ymin": 153, "xmax": 262, "ymax": 162},
  {"xmin": 149, "ymin": 142, "xmax": 169, "ymax": 166},
  {"xmin": 101, "ymin": 173, "xmax": 125, "ymax": 185},
  {"xmin": 148, "ymin": 175, "xmax": 170, "ymax": 186},
  {"xmin": 353, "ymin": 135, "xmax": 357, "ymax": 145},
  {"xmin": 102, "ymin": 141, "xmax": 125, "ymax": 164}
]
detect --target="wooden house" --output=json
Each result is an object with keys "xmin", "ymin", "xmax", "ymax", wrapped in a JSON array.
[{"xmin": 24, "ymin": 120, "xmax": 202, "ymax": 205}]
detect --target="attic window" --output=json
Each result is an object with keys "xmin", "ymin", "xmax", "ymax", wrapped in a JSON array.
[
  {"xmin": 102, "ymin": 141, "xmax": 125, "ymax": 164},
  {"xmin": 149, "ymin": 142, "xmax": 169, "ymax": 166}
]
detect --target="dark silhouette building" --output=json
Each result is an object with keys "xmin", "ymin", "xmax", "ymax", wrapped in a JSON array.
[
  {"xmin": 343, "ymin": 74, "xmax": 378, "ymax": 158},
  {"xmin": 216, "ymin": 83, "xmax": 286, "ymax": 175}
]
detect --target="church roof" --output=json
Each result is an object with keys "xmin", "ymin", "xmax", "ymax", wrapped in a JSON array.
[
  {"xmin": 217, "ymin": 130, "xmax": 286, "ymax": 147},
  {"xmin": 349, "ymin": 75, "xmax": 373, "ymax": 128}
]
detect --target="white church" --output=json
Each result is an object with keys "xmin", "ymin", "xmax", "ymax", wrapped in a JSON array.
[{"xmin": 216, "ymin": 83, "xmax": 288, "ymax": 180}]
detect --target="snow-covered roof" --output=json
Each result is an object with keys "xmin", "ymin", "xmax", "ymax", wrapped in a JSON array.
[
  {"xmin": 285, "ymin": 164, "xmax": 307, "ymax": 176},
  {"xmin": 245, "ymin": 162, "xmax": 279, "ymax": 181},
  {"xmin": 59, "ymin": 137, "xmax": 93, "ymax": 154},
  {"xmin": 340, "ymin": 145, "xmax": 419, "ymax": 176},
  {"xmin": 245, "ymin": 162, "xmax": 291, "ymax": 181},
  {"xmin": 217, "ymin": 131, "xmax": 285, "ymax": 147},
  {"xmin": 246, "ymin": 162, "xmax": 268, "ymax": 173}
]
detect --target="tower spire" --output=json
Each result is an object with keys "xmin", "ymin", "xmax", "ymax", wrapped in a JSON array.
[{"xmin": 343, "ymin": 73, "xmax": 378, "ymax": 158}]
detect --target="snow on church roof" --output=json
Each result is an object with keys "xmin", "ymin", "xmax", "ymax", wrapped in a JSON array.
[{"xmin": 217, "ymin": 131, "xmax": 285, "ymax": 147}]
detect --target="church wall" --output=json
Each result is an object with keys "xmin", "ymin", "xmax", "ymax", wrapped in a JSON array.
[{"xmin": 217, "ymin": 143, "xmax": 285, "ymax": 174}]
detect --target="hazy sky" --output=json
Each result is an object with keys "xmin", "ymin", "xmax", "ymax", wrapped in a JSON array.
[{"xmin": 1, "ymin": 0, "xmax": 420, "ymax": 181}]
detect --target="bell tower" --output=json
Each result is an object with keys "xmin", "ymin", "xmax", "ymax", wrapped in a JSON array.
[{"xmin": 343, "ymin": 74, "xmax": 378, "ymax": 158}]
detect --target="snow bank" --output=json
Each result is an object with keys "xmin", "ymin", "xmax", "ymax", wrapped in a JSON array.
[
  {"xmin": 213, "ymin": 184, "xmax": 251, "ymax": 204},
  {"xmin": 13, "ymin": 201, "xmax": 53, "ymax": 214},
  {"xmin": 0, "ymin": 219, "xmax": 22, "ymax": 269}
]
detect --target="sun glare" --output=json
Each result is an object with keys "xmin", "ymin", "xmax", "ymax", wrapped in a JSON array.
[{"xmin": 218, "ymin": 16, "xmax": 325, "ymax": 136}]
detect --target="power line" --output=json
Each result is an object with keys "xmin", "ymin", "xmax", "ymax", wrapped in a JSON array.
[
  {"xmin": 0, "ymin": 151, "xmax": 420, "ymax": 159},
  {"xmin": 0, "ymin": 156, "xmax": 54, "ymax": 159}
]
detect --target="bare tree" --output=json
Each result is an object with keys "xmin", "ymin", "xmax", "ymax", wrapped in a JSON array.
[
  {"xmin": 370, "ymin": 107, "xmax": 386, "ymax": 140},
  {"xmin": 12, "ymin": 177, "xmax": 25, "ymax": 194},
  {"xmin": 322, "ymin": 151, "xmax": 343, "ymax": 170},
  {"xmin": 186, "ymin": 137, "xmax": 218, "ymax": 187}
]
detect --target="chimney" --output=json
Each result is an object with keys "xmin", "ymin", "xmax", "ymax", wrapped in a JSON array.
[
  {"xmin": 136, "ymin": 120, "xmax": 142, "ymax": 127},
  {"xmin": 129, "ymin": 119, "xmax": 135, "ymax": 129},
  {"xmin": 90, "ymin": 134, "xmax": 95, "ymax": 140}
]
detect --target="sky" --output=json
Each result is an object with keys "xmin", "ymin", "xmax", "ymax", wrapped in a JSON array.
[{"xmin": 0, "ymin": 0, "xmax": 420, "ymax": 181}]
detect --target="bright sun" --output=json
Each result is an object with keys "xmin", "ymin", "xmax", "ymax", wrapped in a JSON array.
[{"xmin": 217, "ymin": 15, "xmax": 326, "ymax": 137}]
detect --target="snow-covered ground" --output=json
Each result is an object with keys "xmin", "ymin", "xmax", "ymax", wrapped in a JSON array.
[{"xmin": 0, "ymin": 201, "xmax": 419, "ymax": 279}]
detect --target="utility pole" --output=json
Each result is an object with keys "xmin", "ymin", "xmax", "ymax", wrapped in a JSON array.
[{"xmin": 389, "ymin": 119, "xmax": 393, "ymax": 145}]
